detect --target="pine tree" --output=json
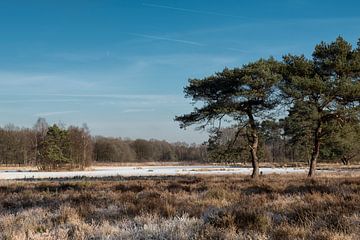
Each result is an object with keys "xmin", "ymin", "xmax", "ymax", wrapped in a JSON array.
[
  {"xmin": 281, "ymin": 37, "xmax": 360, "ymax": 177},
  {"xmin": 175, "ymin": 58, "xmax": 282, "ymax": 178},
  {"xmin": 38, "ymin": 124, "xmax": 71, "ymax": 170}
]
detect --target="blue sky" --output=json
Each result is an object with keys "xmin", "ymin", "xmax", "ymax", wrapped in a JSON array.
[{"xmin": 0, "ymin": 0, "xmax": 359, "ymax": 143}]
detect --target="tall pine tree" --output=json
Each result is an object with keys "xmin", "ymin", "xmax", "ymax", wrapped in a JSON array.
[{"xmin": 281, "ymin": 37, "xmax": 360, "ymax": 177}]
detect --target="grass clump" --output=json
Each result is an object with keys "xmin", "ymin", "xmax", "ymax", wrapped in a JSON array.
[{"xmin": 0, "ymin": 173, "xmax": 359, "ymax": 239}]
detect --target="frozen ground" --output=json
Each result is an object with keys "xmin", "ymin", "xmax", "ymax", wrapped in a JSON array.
[{"xmin": 0, "ymin": 165, "xmax": 327, "ymax": 180}]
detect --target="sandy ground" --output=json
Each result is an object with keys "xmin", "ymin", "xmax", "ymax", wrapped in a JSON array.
[{"xmin": 0, "ymin": 165, "xmax": 347, "ymax": 180}]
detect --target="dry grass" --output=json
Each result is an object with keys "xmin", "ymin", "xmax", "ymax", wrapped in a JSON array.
[{"xmin": 0, "ymin": 173, "xmax": 359, "ymax": 239}]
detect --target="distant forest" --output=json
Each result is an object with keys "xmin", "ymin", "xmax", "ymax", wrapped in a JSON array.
[
  {"xmin": 0, "ymin": 118, "xmax": 207, "ymax": 169},
  {"xmin": 0, "ymin": 115, "xmax": 358, "ymax": 170}
]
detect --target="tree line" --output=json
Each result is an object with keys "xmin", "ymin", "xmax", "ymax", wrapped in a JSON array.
[
  {"xmin": 2, "ymin": 116, "xmax": 357, "ymax": 171},
  {"xmin": 93, "ymin": 137, "xmax": 206, "ymax": 163},
  {"xmin": 176, "ymin": 37, "xmax": 360, "ymax": 177},
  {"xmin": 206, "ymin": 119, "xmax": 360, "ymax": 165},
  {"xmin": 0, "ymin": 118, "xmax": 207, "ymax": 169}
]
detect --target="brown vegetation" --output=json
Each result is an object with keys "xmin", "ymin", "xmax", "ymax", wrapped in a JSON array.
[{"xmin": 0, "ymin": 173, "xmax": 359, "ymax": 239}]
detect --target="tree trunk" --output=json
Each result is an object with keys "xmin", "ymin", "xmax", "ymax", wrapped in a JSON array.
[
  {"xmin": 341, "ymin": 156, "xmax": 348, "ymax": 165},
  {"xmin": 248, "ymin": 113, "xmax": 260, "ymax": 178},
  {"xmin": 250, "ymin": 143, "xmax": 259, "ymax": 178},
  {"xmin": 308, "ymin": 121, "xmax": 322, "ymax": 177}
]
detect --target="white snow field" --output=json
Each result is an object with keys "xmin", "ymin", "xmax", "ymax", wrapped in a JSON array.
[{"xmin": 0, "ymin": 165, "xmax": 315, "ymax": 180}]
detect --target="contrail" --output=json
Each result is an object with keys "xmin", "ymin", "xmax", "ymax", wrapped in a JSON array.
[
  {"xmin": 128, "ymin": 33, "xmax": 203, "ymax": 46},
  {"xmin": 142, "ymin": 3, "xmax": 247, "ymax": 19}
]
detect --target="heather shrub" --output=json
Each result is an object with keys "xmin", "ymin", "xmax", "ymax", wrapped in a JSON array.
[{"xmin": 0, "ymin": 174, "xmax": 358, "ymax": 239}]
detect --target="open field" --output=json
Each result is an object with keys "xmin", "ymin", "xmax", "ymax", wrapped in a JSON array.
[
  {"xmin": 1, "ymin": 163, "xmax": 359, "ymax": 180},
  {"xmin": 0, "ymin": 166, "xmax": 336, "ymax": 180},
  {"xmin": 0, "ymin": 166, "xmax": 308, "ymax": 180},
  {"xmin": 0, "ymin": 173, "xmax": 359, "ymax": 239}
]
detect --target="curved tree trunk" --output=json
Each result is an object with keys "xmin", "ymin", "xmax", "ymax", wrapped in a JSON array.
[
  {"xmin": 308, "ymin": 121, "xmax": 322, "ymax": 177},
  {"xmin": 248, "ymin": 113, "xmax": 260, "ymax": 178}
]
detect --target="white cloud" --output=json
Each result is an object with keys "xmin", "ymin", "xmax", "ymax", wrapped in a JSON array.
[
  {"xmin": 34, "ymin": 110, "xmax": 80, "ymax": 117},
  {"xmin": 48, "ymin": 51, "xmax": 112, "ymax": 62},
  {"xmin": 0, "ymin": 72, "xmax": 96, "ymax": 90},
  {"xmin": 0, "ymin": 72, "xmax": 54, "ymax": 86},
  {"xmin": 122, "ymin": 108, "xmax": 155, "ymax": 113},
  {"xmin": 0, "ymin": 99, "xmax": 85, "ymax": 104},
  {"xmin": 42, "ymin": 93, "xmax": 181, "ymax": 100}
]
